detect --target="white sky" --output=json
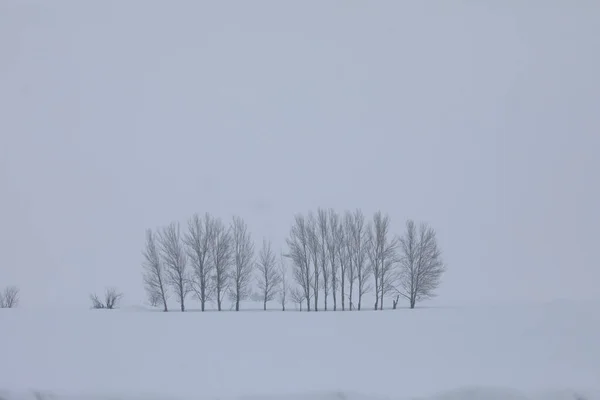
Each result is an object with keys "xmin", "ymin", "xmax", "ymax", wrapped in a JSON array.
[{"xmin": 1, "ymin": 1, "xmax": 599, "ymax": 309}]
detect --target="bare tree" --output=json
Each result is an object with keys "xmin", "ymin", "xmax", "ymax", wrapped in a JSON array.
[
  {"xmin": 256, "ymin": 238, "xmax": 281, "ymax": 311},
  {"xmin": 147, "ymin": 290, "xmax": 161, "ymax": 307},
  {"xmin": 368, "ymin": 211, "xmax": 399, "ymax": 310},
  {"xmin": 210, "ymin": 217, "xmax": 233, "ymax": 311},
  {"xmin": 278, "ymin": 252, "xmax": 289, "ymax": 311},
  {"xmin": 158, "ymin": 222, "xmax": 190, "ymax": 312},
  {"xmin": 347, "ymin": 209, "xmax": 370, "ymax": 310},
  {"xmin": 307, "ymin": 212, "xmax": 320, "ymax": 311},
  {"xmin": 337, "ymin": 215, "xmax": 350, "ymax": 311},
  {"xmin": 368, "ymin": 227, "xmax": 380, "ymax": 310},
  {"xmin": 397, "ymin": 220, "xmax": 445, "ymax": 308},
  {"xmin": 142, "ymin": 228, "xmax": 169, "ymax": 311},
  {"xmin": 90, "ymin": 293, "xmax": 104, "ymax": 309},
  {"xmin": 184, "ymin": 213, "xmax": 214, "ymax": 312},
  {"xmin": 229, "ymin": 216, "xmax": 255, "ymax": 311},
  {"xmin": 105, "ymin": 287, "xmax": 123, "ymax": 309},
  {"xmin": 290, "ymin": 286, "xmax": 305, "ymax": 311},
  {"xmin": 326, "ymin": 209, "xmax": 342, "ymax": 311},
  {"xmin": 285, "ymin": 214, "xmax": 313, "ymax": 311},
  {"xmin": 0, "ymin": 286, "xmax": 20, "ymax": 308},
  {"xmin": 343, "ymin": 211, "xmax": 357, "ymax": 310},
  {"xmin": 90, "ymin": 287, "xmax": 123, "ymax": 309},
  {"xmin": 316, "ymin": 208, "xmax": 330, "ymax": 311}
]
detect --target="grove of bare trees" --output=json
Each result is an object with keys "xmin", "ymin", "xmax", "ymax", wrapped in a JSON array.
[{"xmin": 140, "ymin": 209, "xmax": 446, "ymax": 312}]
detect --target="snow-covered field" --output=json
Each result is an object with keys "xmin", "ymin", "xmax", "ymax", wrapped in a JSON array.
[{"xmin": 1, "ymin": 302, "xmax": 598, "ymax": 400}]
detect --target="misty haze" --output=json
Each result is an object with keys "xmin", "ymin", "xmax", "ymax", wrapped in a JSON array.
[{"xmin": 1, "ymin": 2, "xmax": 599, "ymax": 400}]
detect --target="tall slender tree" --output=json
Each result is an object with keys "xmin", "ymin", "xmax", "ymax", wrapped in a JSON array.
[
  {"xmin": 317, "ymin": 208, "xmax": 330, "ymax": 311},
  {"xmin": 158, "ymin": 222, "xmax": 189, "ymax": 312},
  {"xmin": 368, "ymin": 211, "xmax": 399, "ymax": 310},
  {"xmin": 142, "ymin": 228, "xmax": 169, "ymax": 311},
  {"xmin": 326, "ymin": 209, "xmax": 342, "ymax": 311},
  {"xmin": 347, "ymin": 209, "xmax": 370, "ymax": 310},
  {"xmin": 307, "ymin": 212, "xmax": 320, "ymax": 311},
  {"xmin": 229, "ymin": 216, "xmax": 255, "ymax": 311},
  {"xmin": 337, "ymin": 216, "xmax": 349, "ymax": 311},
  {"xmin": 210, "ymin": 217, "xmax": 233, "ymax": 311},
  {"xmin": 343, "ymin": 211, "xmax": 357, "ymax": 310},
  {"xmin": 286, "ymin": 214, "xmax": 313, "ymax": 311},
  {"xmin": 278, "ymin": 252, "xmax": 289, "ymax": 311},
  {"xmin": 256, "ymin": 238, "xmax": 281, "ymax": 311},
  {"xmin": 184, "ymin": 213, "xmax": 214, "ymax": 311}
]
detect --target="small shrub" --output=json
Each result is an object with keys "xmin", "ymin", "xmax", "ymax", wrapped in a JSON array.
[
  {"xmin": 90, "ymin": 287, "xmax": 123, "ymax": 309},
  {"xmin": 0, "ymin": 286, "xmax": 20, "ymax": 308}
]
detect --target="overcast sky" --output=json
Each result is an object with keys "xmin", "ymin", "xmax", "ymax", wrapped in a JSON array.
[{"xmin": 1, "ymin": 1, "xmax": 598, "ymax": 309}]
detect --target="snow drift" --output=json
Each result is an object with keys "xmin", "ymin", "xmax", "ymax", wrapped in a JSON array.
[{"xmin": 1, "ymin": 302, "xmax": 598, "ymax": 400}]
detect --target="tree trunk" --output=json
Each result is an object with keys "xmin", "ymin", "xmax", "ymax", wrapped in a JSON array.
[
  {"xmin": 341, "ymin": 278, "xmax": 345, "ymax": 311},
  {"xmin": 333, "ymin": 288, "xmax": 337, "ymax": 311},
  {"xmin": 236, "ymin": 298, "xmax": 240, "ymax": 311},
  {"xmin": 379, "ymin": 274, "xmax": 384, "ymax": 310},
  {"xmin": 264, "ymin": 299, "xmax": 267, "ymax": 311},
  {"xmin": 179, "ymin": 280, "xmax": 185, "ymax": 311},
  {"xmin": 374, "ymin": 271, "xmax": 380, "ymax": 310},
  {"xmin": 161, "ymin": 291, "xmax": 168, "ymax": 312},
  {"xmin": 306, "ymin": 297, "xmax": 311, "ymax": 312},
  {"xmin": 348, "ymin": 290, "xmax": 353, "ymax": 312}
]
